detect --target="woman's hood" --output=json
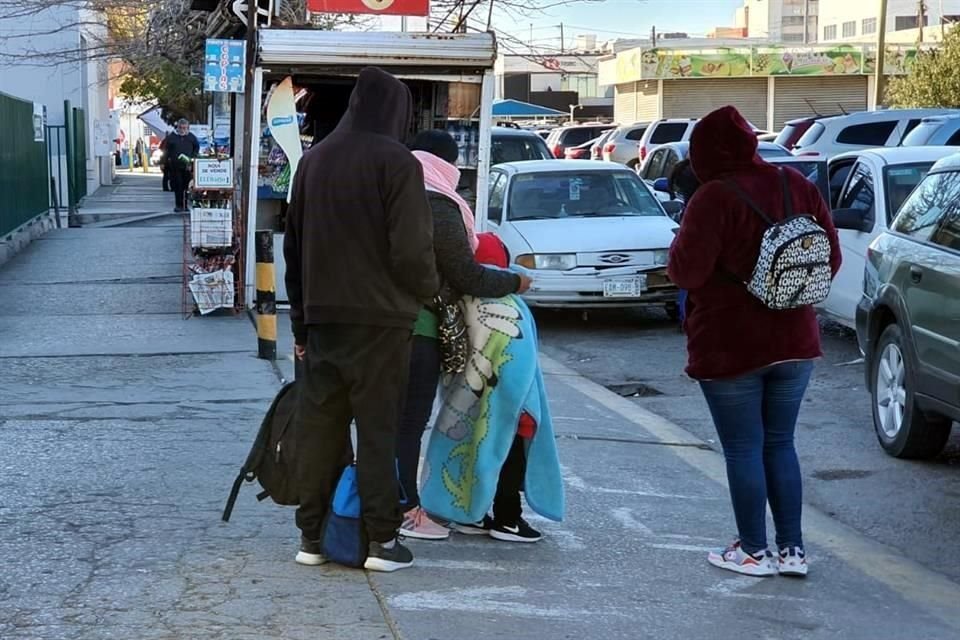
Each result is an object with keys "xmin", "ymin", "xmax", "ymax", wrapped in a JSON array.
[{"xmin": 689, "ymin": 106, "xmax": 764, "ymax": 183}]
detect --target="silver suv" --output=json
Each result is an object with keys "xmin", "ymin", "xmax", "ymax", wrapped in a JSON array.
[
  {"xmin": 635, "ymin": 118, "xmax": 698, "ymax": 166},
  {"xmin": 602, "ymin": 123, "xmax": 650, "ymax": 168}
]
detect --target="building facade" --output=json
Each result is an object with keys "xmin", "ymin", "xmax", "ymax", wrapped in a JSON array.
[
  {"xmin": 495, "ymin": 53, "xmax": 614, "ymax": 120},
  {"xmin": 0, "ymin": 4, "xmax": 112, "ymax": 198},
  {"xmin": 819, "ymin": 0, "xmax": 960, "ymax": 41},
  {"xmin": 745, "ymin": 0, "xmax": 819, "ymax": 43}
]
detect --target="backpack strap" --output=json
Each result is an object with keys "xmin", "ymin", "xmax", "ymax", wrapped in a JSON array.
[
  {"xmin": 780, "ymin": 168, "xmax": 794, "ymax": 218},
  {"xmin": 222, "ymin": 470, "xmax": 247, "ymax": 522},
  {"xmin": 724, "ymin": 178, "xmax": 775, "ymax": 226}
]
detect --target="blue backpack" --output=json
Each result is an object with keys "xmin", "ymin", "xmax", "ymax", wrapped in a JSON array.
[{"xmin": 320, "ymin": 465, "xmax": 368, "ymax": 568}]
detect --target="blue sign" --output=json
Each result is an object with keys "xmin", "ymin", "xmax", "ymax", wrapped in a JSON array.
[{"xmin": 204, "ymin": 39, "xmax": 246, "ymax": 93}]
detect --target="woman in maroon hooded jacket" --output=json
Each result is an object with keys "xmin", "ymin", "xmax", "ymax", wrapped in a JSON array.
[{"xmin": 668, "ymin": 106, "xmax": 841, "ymax": 578}]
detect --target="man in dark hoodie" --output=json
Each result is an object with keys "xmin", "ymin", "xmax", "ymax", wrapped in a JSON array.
[
  {"xmin": 284, "ymin": 67, "xmax": 440, "ymax": 573},
  {"xmin": 164, "ymin": 119, "xmax": 200, "ymax": 212}
]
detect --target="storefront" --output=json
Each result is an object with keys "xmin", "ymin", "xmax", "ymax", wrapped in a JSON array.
[{"xmin": 243, "ymin": 29, "xmax": 497, "ymax": 304}]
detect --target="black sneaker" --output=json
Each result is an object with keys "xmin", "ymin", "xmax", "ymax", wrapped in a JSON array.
[
  {"xmin": 295, "ymin": 535, "xmax": 327, "ymax": 566},
  {"xmin": 364, "ymin": 539, "xmax": 414, "ymax": 572},
  {"xmin": 490, "ymin": 517, "xmax": 542, "ymax": 543},
  {"xmin": 451, "ymin": 515, "xmax": 495, "ymax": 536}
]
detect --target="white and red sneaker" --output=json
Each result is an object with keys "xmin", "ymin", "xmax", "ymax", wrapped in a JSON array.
[
  {"xmin": 400, "ymin": 506, "xmax": 450, "ymax": 540},
  {"xmin": 778, "ymin": 546, "xmax": 809, "ymax": 577},
  {"xmin": 708, "ymin": 540, "xmax": 777, "ymax": 577}
]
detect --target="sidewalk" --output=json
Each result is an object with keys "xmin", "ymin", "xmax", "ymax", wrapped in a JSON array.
[{"xmin": 2, "ymin": 173, "xmax": 959, "ymax": 639}]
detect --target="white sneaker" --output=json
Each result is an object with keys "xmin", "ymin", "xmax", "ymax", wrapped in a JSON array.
[
  {"xmin": 708, "ymin": 539, "xmax": 777, "ymax": 577},
  {"xmin": 778, "ymin": 547, "xmax": 809, "ymax": 577},
  {"xmin": 400, "ymin": 506, "xmax": 450, "ymax": 540},
  {"xmin": 294, "ymin": 536, "xmax": 327, "ymax": 566}
]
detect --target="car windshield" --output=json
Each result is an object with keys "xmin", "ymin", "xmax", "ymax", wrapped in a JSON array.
[
  {"xmin": 758, "ymin": 145, "xmax": 791, "ymax": 159},
  {"xmin": 507, "ymin": 171, "xmax": 666, "ymax": 221},
  {"xmin": 794, "ymin": 122, "xmax": 826, "ymax": 149},
  {"xmin": 491, "ymin": 136, "xmax": 553, "ymax": 163},
  {"xmin": 774, "ymin": 123, "xmax": 805, "ymax": 149},
  {"xmin": 885, "ymin": 162, "xmax": 935, "ymax": 220}
]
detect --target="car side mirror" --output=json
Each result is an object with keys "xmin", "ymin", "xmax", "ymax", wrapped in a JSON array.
[
  {"xmin": 487, "ymin": 207, "xmax": 503, "ymax": 224},
  {"xmin": 661, "ymin": 200, "xmax": 683, "ymax": 219},
  {"xmin": 652, "ymin": 177, "xmax": 670, "ymax": 194},
  {"xmin": 832, "ymin": 207, "xmax": 873, "ymax": 233}
]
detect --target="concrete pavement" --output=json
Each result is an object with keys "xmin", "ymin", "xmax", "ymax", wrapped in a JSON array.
[{"xmin": 2, "ymin": 173, "xmax": 960, "ymax": 639}]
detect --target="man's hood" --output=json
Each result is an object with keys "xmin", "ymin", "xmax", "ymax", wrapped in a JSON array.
[
  {"xmin": 335, "ymin": 67, "xmax": 413, "ymax": 141},
  {"xmin": 689, "ymin": 105, "xmax": 763, "ymax": 183}
]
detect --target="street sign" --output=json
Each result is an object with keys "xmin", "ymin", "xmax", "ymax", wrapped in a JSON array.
[
  {"xmin": 204, "ymin": 39, "xmax": 246, "ymax": 93},
  {"xmin": 307, "ymin": 0, "xmax": 429, "ymax": 17}
]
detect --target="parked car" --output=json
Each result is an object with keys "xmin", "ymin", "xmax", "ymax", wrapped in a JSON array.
[
  {"xmin": 856, "ymin": 152, "xmax": 960, "ymax": 459},
  {"xmin": 819, "ymin": 147, "xmax": 955, "ymax": 330},
  {"xmin": 792, "ymin": 109, "xmax": 960, "ymax": 159},
  {"xmin": 564, "ymin": 137, "xmax": 602, "ymax": 160},
  {"xmin": 591, "ymin": 129, "xmax": 618, "ymax": 160},
  {"xmin": 774, "ymin": 114, "xmax": 845, "ymax": 150},
  {"xmin": 766, "ymin": 157, "xmax": 831, "ymax": 203},
  {"xmin": 900, "ymin": 114, "xmax": 960, "ymax": 147},
  {"xmin": 491, "ymin": 127, "xmax": 553, "ymax": 165},
  {"xmin": 640, "ymin": 140, "xmax": 791, "ymax": 199},
  {"xmin": 484, "ymin": 160, "xmax": 680, "ymax": 315},
  {"xmin": 635, "ymin": 118, "xmax": 698, "ymax": 165},
  {"xmin": 545, "ymin": 124, "xmax": 615, "ymax": 159},
  {"xmin": 602, "ymin": 123, "xmax": 650, "ymax": 168},
  {"xmin": 535, "ymin": 129, "xmax": 552, "ymax": 140}
]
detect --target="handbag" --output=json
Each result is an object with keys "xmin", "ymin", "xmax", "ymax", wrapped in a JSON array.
[{"xmin": 432, "ymin": 291, "xmax": 468, "ymax": 376}]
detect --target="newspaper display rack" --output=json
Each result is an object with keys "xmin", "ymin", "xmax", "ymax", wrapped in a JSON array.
[{"xmin": 183, "ymin": 158, "xmax": 244, "ymax": 317}]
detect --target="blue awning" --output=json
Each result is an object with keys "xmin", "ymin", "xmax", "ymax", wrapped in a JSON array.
[{"xmin": 492, "ymin": 99, "xmax": 566, "ymax": 118}]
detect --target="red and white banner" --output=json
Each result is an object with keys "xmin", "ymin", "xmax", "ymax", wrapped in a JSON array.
[{"xmin": 307, "ymin": 0, "xmax": 429, "ymax": 17}]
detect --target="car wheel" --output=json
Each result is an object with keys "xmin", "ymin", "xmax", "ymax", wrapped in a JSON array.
[
  {"xmin": 664, "ymin": 303, "xmax": 680, "ymax": 322},
  {"xmin": 871, "ymin": 324, "xmax": 952, "ymax": 459}
]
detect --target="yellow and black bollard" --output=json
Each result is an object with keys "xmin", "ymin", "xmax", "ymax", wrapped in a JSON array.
[{"xmin": 255, "ymin": 230, "xmax": 277, "ymax": 360}]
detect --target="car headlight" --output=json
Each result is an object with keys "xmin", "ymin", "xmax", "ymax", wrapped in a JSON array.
[
  {"xmin": 516, "ymin": 254, "xmax": 577, "ymax": 270},
  {"xmin": 653, "ymin": 249, "xmax": 669, "ymax": 266}
]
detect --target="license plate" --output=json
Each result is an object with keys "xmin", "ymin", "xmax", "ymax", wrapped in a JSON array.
[{"xmin": 603, "ymin": 276, "xmax": 647, "ymax": 298}]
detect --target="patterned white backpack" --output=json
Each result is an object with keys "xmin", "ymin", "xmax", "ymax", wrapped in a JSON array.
[{"xmin": 726, "ymin": 170, "xmax": 833, "ymax": 311}]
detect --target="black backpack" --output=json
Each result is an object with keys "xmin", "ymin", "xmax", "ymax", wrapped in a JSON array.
[{"xmin": 222, "ymin": 382, "xmax": 300, "ymax": 522}]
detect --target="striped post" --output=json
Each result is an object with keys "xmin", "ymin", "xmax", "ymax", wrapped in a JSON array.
[{"xmin": 255, "ymin": 230, "xmax": 277, "ymax": 360}]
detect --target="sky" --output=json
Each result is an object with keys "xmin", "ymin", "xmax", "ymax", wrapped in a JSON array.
[{"xmin": 381, "ymin": 0, "xmax": 745, "ymax": 52}]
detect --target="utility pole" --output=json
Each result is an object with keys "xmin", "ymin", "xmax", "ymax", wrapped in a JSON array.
[
  {"xmin": 651, "ymin": 25, "xmax": 657, "ymax": 48},
  {"xmin": 918, "ymin": 0, "xmax": 927, "ymax": 43},
  {"xmin": 560, "ymin": 23, "xmax": 565, "ymax": 53},
  {"xmin": 803, "ymin": 0, "xmax": 810, "ymax": 44},
  {"xmin": 875, "ymin": 0, "xmax": 889, "ymax": 108},
  {"xmin": 239, "ymin": 0, "xmax": 259, "ymax": 308}
]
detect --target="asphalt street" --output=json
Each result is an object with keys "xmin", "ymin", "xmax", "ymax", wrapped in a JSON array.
[
  {"xmin": 2, "ymin": 173, "xmax": 960, "ymax": 639},
  {"xmin": 536, "ymin": 307, "xmax": 960, "ymax": 582}
]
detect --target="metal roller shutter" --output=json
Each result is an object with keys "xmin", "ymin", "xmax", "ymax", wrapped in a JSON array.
[
  {"xmin": 662, "ymin": 78, "xmax": 768, "ymax": 128},
  {"xmin": 615, "ymin": 83, "xmax": 637, "ymax": 124},
  {"xmin": 772, "ymin": 77, "xmax": 868, "ymax": 130},
  {"xmin": 634, "ymin": 81, "xmax": 660, "ymax": 123}
]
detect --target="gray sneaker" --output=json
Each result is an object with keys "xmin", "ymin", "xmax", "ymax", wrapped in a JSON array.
[{"xmin": 364, "ymin": 539, "xmax": 414, "ymax": 572}]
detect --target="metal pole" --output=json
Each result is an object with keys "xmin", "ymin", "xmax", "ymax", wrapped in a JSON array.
[
  {"xmin": 560, "ymin": 23, "xmax": 565, "ymax": 53},
  {"xmin": 239, "ymin": 0, "xmax": 259, "ymax": 315},
  {"xmin": 803, "ymin": 0, "xmax": 810, "ymax": 44},
  {"xmin": 875, "ymin": 0, "xmax": 889, "ymax": 108}
]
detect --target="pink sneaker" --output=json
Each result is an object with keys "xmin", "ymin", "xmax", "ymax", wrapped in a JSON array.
[{"xmin": 401, "ymin": 507, "xmax": 450, "ymax": 540}]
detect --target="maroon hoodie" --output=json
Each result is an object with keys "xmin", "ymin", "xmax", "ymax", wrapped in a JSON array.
[{"xmin": 667, "ymin": 106, "xmax": 841, "ymax": 380}]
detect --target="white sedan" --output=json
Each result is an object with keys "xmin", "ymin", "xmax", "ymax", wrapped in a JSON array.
[{"xmin": 483, "ymin": 160, "xmax": 680, "ymax": 315}]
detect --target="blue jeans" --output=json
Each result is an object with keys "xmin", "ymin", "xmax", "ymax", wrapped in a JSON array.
[{"xmin": 699, "ymin": 361, "xmax": 814, "ymax": 554}]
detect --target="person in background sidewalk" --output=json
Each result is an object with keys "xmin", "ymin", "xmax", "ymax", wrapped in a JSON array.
[
  {"xmin": 164, "ymin": 119, "xmax": 199, "ymax": 212},
  {"xmin": 284, "ymin": 67, "xmax": 440, "ymax": 573},
  {"xmin": 159, "ymin": 131, "xmax": 173, "ymax": 192},
  {"xmin": 667, "ymin": 106, "xmax": 840, "ymax": 578},
  {"xmin": 666, "ymin": 159, "xmax": 701, "ymax": 327},
  {"xmin": 395, "ymin": 130, "xmax": 531, "ymax": 542}
]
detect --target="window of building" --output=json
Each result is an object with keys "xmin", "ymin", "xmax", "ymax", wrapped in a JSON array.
[
  {"xmin": 863, "ymin": 17, "xmax": 877, "ymax": 34},
  {"xmin": 842, "ymin": 21, "xmax": 856, "ymax": 38},
  {"xmin": 942, "ymin": 15, "xmax": 960, "ymax": 25},
  {"xmin": 895, "ymin": 15, "xmax": 928, "ymax": 31},
  {"xmin": 824, "ymin": 24, "xmax": 837, "ymax": 41},
  {"xmin": 782, "ymin": 16, "xmax": 805, "ymax": 26},
  {"xmin": 561, "ymin": 74, "xmax": 599, "ymax": 98},
  {"xmin": 782, "ymin": 33, "xmax": 805, "ymax": 43}
]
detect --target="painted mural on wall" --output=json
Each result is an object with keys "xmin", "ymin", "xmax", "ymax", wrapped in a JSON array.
[{"xmin": 615, "ymin": 44, "xmax": 922, "ymax": 84}]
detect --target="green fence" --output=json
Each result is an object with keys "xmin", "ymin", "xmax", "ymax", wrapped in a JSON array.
[
  {"xmin": 64, "ymin": 101, "xmax": 88, "ymax": 208},
  {"xmin": 0, "ymin": 91, "xmax": 49, "ymax": 237}
]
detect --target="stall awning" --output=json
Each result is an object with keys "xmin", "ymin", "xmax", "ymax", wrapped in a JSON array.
[
  {"xmin": 258, "ymin": 30, "xmax": 497, "ymax": 68},
  {"xmin": 492, "ymin": 99, "xmax": 566, "ymax": 117}
]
